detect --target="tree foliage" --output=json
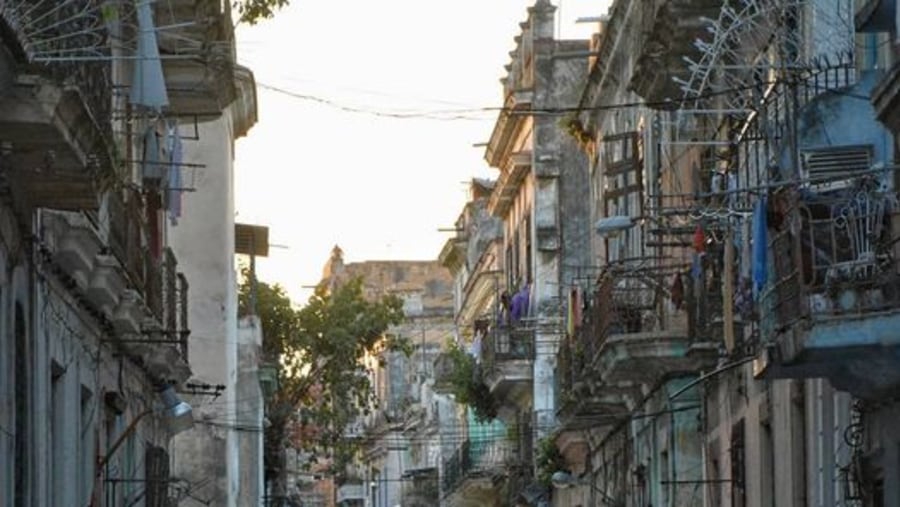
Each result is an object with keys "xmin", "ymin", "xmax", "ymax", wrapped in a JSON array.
[
  {"xmin": 444, "ymin": 341, "xmax": 498, "ymax": 423},
  {"xmin": 238, "ymin": 270, "xmax": 406, "ymax": 483},
  {"xmin": 535, "ymin": 435, "xmax": 566, "ymax": 489},
  {"xmin": 232, "ymin": 0, "xmax": 290, "ymax": 25}
]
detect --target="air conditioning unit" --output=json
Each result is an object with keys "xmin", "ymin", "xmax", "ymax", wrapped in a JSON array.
[{"xmin": 801, "ymin": 144, "xmax": 873, "ymax": 192}]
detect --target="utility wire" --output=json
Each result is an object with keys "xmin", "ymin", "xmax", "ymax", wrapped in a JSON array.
[{"xmin": 256, "ymin": 78, "xmax": 798, "ymax": 120}]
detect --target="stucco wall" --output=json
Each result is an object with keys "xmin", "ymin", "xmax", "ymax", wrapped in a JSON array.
[{"xmin": 170, "ymin": 112, "xmax": 241, "ymax": 507}]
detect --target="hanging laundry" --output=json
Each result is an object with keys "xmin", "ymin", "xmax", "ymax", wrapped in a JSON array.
[
  {"xmin": 752, "ymin": 197, "xmax": 768, "ymax": 297},
  {"xmin": 469, "ymin": 327, "xmax": 483, "ymax": 364},
  {"xmin": 573, "ymin": 286, "xmax": 583, "ymax": 328},
  {"xmin": 691, "ymin": 252, "xmax": 703, "ymax": 281},
  {"xmin": 141, "ymin": 125, "xmax": 164, "ymax": 181},
  {"xmin": 510, "ymin": 283, "xmax": 531, "ymax": 323},
  {"xmin": 693, "ymin": 224, "xmax": 706, "ymax": 253},
  {"xmin": 497, "ymin": 291, "xmax": 512, "ymax": 327},
  {"xmin": 130, "ymin": 0, "xmax": 169, "ymax": 110},
  {"xmin": 671, "ymin": 272, "xmax": 684, "ymax": 309},
  {"xmin": 740, "ymin": 218, "xmax": 752, "ymax": 279},
  {"xmin": 165, "ymin": 121, "xmax": 184, "ymax": 225}
]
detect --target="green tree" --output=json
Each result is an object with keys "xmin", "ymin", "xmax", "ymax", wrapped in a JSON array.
[
  {"xmin": 444, "ymin": 340, "xmax": 498, "ymax": 423},
  {"xmin": 239, "ymin": 271, "xmax": 405, "ymax": 501},
  {"xmin": 233, "ymin": 0, "xmax": 290, "ymax": 25}
]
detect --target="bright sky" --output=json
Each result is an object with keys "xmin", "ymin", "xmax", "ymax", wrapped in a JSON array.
[{"xmin": 233, "ymin": 1, "xmax": 610, "ymax": 303}]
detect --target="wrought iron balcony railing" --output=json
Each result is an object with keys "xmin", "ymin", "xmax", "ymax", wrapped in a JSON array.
[
  {"xmin": 441, "ymin": 437, "xmax": 516, "ymax": 495},
  {"xmin": 108, "ymin": 190, "xmax": 146, "ymax": 292},
  {"xmin": 572, "ymin": 272, "xmax": 664, "ymax": 363},
  {"xmin": 1, "ymin": 0, "xmax": 114, "ymax": 145},
  {"xmin": 764, "ymin": 179, "xmax": 900, "ymax": 334},
  {"xmin": 107, "ymin": 190, "xmax": 189, "ymax": 357},
  {"xmin": 481, "ymin": 324, "xmax": 534, "ymax": 373}
]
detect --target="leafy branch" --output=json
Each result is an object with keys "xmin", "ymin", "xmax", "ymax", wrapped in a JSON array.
[
  {"xmin": 444, "ymin": 341, "xmax": 498, "ymax": 423},
  {"xmin": 238, "ymin": 271, "xmax": 406, "ymax": 484}
]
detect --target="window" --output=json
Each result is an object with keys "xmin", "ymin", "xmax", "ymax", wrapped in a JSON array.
[
  {"xmin": 79, "ymin": 385, "xmax": 95, "ymax": 506},
  {"xmin": 14, "ymin": 302, "xmax": 27, "ymax": 507},
  {"xmin": 730, "ymin": 420, "xmax": 746, "ymax": 507},
  {"xmin": 145, "ymin": 444, "xmax": 170, "ymax": 507},
  {"xmin": 51, "ymin": 362, "xmax": 66, "ymax": 507},
  {"xmin": 760, "ymin": 419, "xmax": 774, "ymax": 507},
  {"xmin": 601, "ymin": 132, "xmax": 643, "ymax": 260}
]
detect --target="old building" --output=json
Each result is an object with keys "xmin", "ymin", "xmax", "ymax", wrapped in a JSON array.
[
  {"xmin": 544, "ymin": 0, "xmax": 900, "ymax": 506},
  {"xmin": 0, "ymin": 0, "xmax": 260, "ymax": 505},
  {"xmin": 430, "ymin": 2, "xmax": 900, "ymax": 507},
  {"xmin": 437, "ymin": 179, "xmax": 523, "ymax": 507},
  {"xmin": 455, "ymin": 2, "xmax": 594, "ymax": 504},
  {"xmin": 317, "ymin": 247, "xmax": 455, "ymax": 507}
]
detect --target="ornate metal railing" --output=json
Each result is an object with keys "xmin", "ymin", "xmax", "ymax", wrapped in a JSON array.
[
  {"xmin": 441, "ymin": 437, "xmax": 515, "ymax": 496},
  {"xmin": 573, "ymin": 272, "xmax": 663, "ymax": 365},
  {"xmin": 441, "ymin": 439, "xmax": 471, "ymax": 493},
  {"xmin": 763, "ymin": 179, "xmax": 900, "ymax": 336},
  {"xmin": 144, "ymin": 247, "xmax": 163, "ymax": 321},
  {"xmin": 108, "ymin": 190, "xmax": 146, "ymax": 291},
  {"xmin": 177, "ymin": 272, "xmax": 189, "ymax": 360},
  {"xmin": 1, "ymin": 0, "xmax": 114, "ymax": 148},
  {"xmin": 481, "ymin": 325, "xmax": 534, "ymax": 374}
]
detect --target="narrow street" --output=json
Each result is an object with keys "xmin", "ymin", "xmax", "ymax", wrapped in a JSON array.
[{"xmin": 1, "ymin": 1, "xmax": 899, "ymax": 506}]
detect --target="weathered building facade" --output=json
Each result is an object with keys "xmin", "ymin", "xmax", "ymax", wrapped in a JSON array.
[
  {"xmin": 429, "ymin": 2, "xmax": 900, "ymax": 507},
  {"xmin": 544, "ymin": 0, "xmax": 900, "ymax": 506},
  {"xmin": 0, "ymin": 0, "xmax": 260, "ymax": 505},
  {"xmin": 471, "ymin": 3, "xmax": 594, "ymax": 504},
  {"xmin": 437, "ymin": 179, "xmax": 523, "ymax": 507},
  {"xmin": 318, "ymin": 247, "xmax": 454, "ymax": 507}
]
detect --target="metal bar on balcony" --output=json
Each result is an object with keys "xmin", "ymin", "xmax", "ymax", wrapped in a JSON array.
[
  {"xmin": 177, "ymin": 272, "xmax": 189, "ymax": 360},
  {"xmin": 144, "ymin": 251, "xmax": 162, "ymax": 323},
  {"xmin": 765, "ymin": 181, "xmax": 900, "ymax": 332},
  {"xmin": 163, "ymin": 248, "xmax": 178, "ymax": 333},
  {"xmin": 481, "ymin": 324, "xmax": 535, "ymax": 374}
]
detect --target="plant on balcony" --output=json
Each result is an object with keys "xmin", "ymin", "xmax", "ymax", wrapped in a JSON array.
[
  {"xmin": 234, "ymin": 0, "xmax": 290, "ymax": 24},
  {"xmin": 444, "ymin": 340, "xmax": 498, "ymax": 423},
  {"xmin": 535, "ymin": 435, "xmax": 567, "ymax": 489},
  {"xmin": 238, "ymin": 271, "xmax": 406, "ymax": 501}
]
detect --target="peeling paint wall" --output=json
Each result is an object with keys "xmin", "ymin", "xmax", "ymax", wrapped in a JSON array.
[{"xmin": 170, "ymin": 111, "xmax": 245, "ymax": 507}]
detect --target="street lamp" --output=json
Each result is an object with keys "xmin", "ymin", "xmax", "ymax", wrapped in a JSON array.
[{"xmin": 97, "ymin": 385, "xmax": 194, "ymax": 469}]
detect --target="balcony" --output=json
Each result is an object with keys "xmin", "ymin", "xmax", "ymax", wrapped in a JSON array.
[
  {"xmin": 432, "ymin": 351, "xmax": 455, "ymax": 395},
  {"xmin": 570, "ymin": 270, "xmax": 714, "ymax": 405},
  {"xmin": 401, "ymin": 467, "xmax": 439, "ymax": 507},
  {"xmin": 153, "ymin": 0, "xmax": 236, "ymax": 117},
  {"xmin": 442, "ymin": 438, "xmax": 514, "ymax": 504},
  {"xmin": 336, "ymin": 482, "xmax": 365, "ymax": 506},
  {"xmin": 0, "ymin": 0, "xmax": 115, "ymax": 211},
  {"xmin": 556, "ymin": 336, "xmax": 628, "ymax": 429},
  {"xmin": 42, "ymin": 203, "xmax": 191, "ymax": 382},
  {"xmin": 106, "ymin": 190, "xmax": 190, "ymax": 378},
  {"xmin": 481, "ymin": 324, "xmax": 534, "ymax": 408},
  {"xmin": 627, "ymin": 0, "xmax": 726, "ymax": 104},
  {"xmin": 758, "ymin": 180, "xmax": 900, "ymax": 398}
]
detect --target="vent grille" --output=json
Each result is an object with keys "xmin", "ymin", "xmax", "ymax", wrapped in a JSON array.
[{"xmin": 801, "ymin": 145, "xmax": 873, "ymax": 190}]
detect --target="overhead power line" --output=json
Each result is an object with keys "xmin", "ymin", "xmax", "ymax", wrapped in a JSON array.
[{"xmin": 256, "ymin": 77, "xmax": 818, "ymax": 121}]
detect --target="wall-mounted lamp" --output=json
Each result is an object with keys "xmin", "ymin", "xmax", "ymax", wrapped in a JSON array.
[{"xmin": 595, "ymin": 216, "xmax": 635, "ymax": 238}]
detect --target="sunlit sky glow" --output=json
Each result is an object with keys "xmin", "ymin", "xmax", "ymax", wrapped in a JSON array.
[{"xmin": 234, "ymin": 1, "xmax": 610, "ymax": 303}]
